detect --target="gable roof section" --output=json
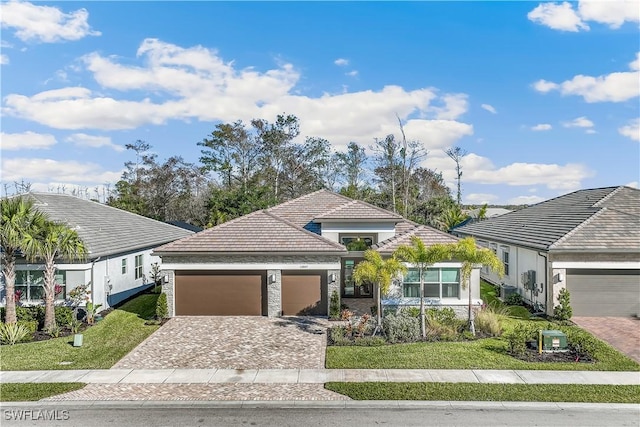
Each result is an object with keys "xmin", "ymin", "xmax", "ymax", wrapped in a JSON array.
[
  {"xmin": 314, "ymin": 199, "xmax": 403, "ymax": 222},
  {"xmin": 375, "ymin": 225, "xmax": 458, "ymax": 254},
  {"xmin": 22, "ymin": 193, "xmax": 193, "ymax": 258},
  {"xmin": 266, "ymin": 189, "xmax": 353, "ymax": 231},
  {"xmin": 155, "ymin": 210, "xmax": 347, "ymax": 254},
  {"xmin": 455, "ymin": 186, "xmax": 638, "ymax": 251}
]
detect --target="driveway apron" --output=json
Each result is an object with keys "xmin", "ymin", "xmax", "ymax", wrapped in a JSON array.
[{"xmin": 113, "ymin": 316, "xmax": 329, "ymax": 370}]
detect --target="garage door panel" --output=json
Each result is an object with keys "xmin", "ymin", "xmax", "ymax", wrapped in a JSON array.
[
  {"xmin": 282, "ymin": 271, "xmax": 327, "ymax": 316},
  {"xmin": 175, "ymin": 271, "xmax": 265, "ymax": 316},
  {"xmin": 567, "ymin": 269, "xmax": 640, "ymax": 317}
]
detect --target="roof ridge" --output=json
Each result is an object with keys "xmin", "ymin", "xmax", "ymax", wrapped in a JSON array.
[
  {"xmin": 314, "ymin": 199, "xmax": 356, "ymax": 218},
  {"xmin": 266, "ymin": 189, "xmax": 348, "ymax": 213},
  {"xmin": 592, "ymin": 185, "xmax": 624, "ymax": 207},
  {"xmin": 262, "ymin": 210, "xmax": 347, "ymax": 251},
  {"xmin": 549, "ymin": 208, "xmax": 605, "ymax": 249}
]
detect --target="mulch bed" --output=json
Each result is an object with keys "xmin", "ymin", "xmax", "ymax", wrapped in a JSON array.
[{"xmin": 513, "ymin": 348, "xmax": 595, "ymax": 363}]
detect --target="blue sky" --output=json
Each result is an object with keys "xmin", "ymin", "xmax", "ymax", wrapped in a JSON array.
[{"xmin": 1, "ymin": 1, "xmax": 638, "ymax": 205}]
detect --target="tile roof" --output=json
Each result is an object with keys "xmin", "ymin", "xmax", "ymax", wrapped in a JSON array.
[
  {"xmin": 22, "ymin": 193, "xmax": 193, "ymax": 258},
  {"xmin": 266, "ymin": 189, "xmax": 353, "ymax": 231},
  {"xmin": 314, "ymin": 200, "xmax": 403, "ymax": 221},
  {"xmin": 455, "ymin": 186, "xmax": 640, "ymax": 251},
  {"xmin": 155, "ymin": 210, "xmax": 347, "ymax": 254},
  {"xmin": 375, "ymin": 225, "xmax": 459, "ymax": 254}
]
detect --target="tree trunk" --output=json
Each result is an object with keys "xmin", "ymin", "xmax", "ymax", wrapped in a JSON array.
[
  {"xmin": 419, "ymin": 269, "xmax": 426, "ymax": 339},
  {"xmin": 2, "ymin": 254, "xmax": 17, "ymax": 324},
  {"xmin": 377, "ymin": 282, "xmax": 382, "ymax": 331},
  {"xmin": 43, "ymin": 257, "xmax": 57, "ymax": 330}
]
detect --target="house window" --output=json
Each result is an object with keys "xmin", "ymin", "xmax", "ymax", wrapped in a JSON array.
[
  {"xmin": 502, "ymin": 247, "xmax": 510, "ymax": 276},
  {"xmin": 339, "ymin": 234, "xmax": 376, "ymax": 251},
  {"xmin": 134, "ymin": 255, "xmax": 143, "ymax": 280},
  {"xmin": 121, "ymin": 258, "xmax": 127, "ymax": 275},
  {"xmin": 402, "ymin": 268, "xmax": 460, "ymax": 299},
  {"xmin": 15, "ymin": 270, "xmax": 66, "ymax": 302}
]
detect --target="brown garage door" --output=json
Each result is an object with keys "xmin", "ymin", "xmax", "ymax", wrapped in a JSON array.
[
  {"xmin": 567, "ymin": 269, "xmax": 640, "ymax": 317},
  {"xmin": 175, "ymin": 271, "xmax": 266, "ymax": 315},
  {"xmin": 281, "ymin": 270, "xmax": 327, "ymax": 316}
]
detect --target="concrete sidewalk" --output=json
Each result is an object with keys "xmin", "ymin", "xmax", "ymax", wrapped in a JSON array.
[{"xmin": 2, "ymin": 368, "xmax": 639, "ymax": 385}]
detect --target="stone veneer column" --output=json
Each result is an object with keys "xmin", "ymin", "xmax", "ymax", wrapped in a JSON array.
[
  {"xmin": 550, "ymin": 268, "xmax": 567, "ymax": 316},
  {"xmin": 161, "ymin": 270, "xmax": 175, "ymax": 317},
  {"xmin": 327, "ymin": 269, "xmax": 341, "ymax": 315},
  {"xmin": 267, "ymin": 269, "xmax": 282, "ymax": 317}
]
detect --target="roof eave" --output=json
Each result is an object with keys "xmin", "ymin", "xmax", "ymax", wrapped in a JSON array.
[
  {"xmin": 152, "ymin": 250, "xmax": 348, "ymax": 256},
  {"xmin": 314, "ymin": 218, "xmax": 402, "ymax": 223}
]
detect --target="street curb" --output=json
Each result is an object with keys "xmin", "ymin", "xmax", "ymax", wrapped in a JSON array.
[{"xmin": 1, "ymin": 401, "xmax": 639, "ymax": 411}]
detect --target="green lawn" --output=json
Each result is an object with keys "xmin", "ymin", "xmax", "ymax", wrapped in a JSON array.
[
  {"xmin": 0, "ymin": 294, "xmax": 160, "ymax": 371},
  {"xmin": 0, "ymin": 383, "xmax": 86, "ymax": 402},
  {"xmin": 325, "ymin": 383, "xmax": 640, "ymax": 403},
  {"xmin": 481, "ymin": 280, "xmax": 530, "ymax": 319}
]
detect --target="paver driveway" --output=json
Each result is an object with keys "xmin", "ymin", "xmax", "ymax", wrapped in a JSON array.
[
  {"xmin": 573, "ymin": 316, "xmax": 640, "ymax": 363},
  {"xmin": 114, "ymin": 316, "xmax": 330, "ymax": 370}
]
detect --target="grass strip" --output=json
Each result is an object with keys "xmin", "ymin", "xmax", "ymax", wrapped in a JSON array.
[
  {"xmin": 0, "ymin": 383, "xmax": 85, "ymax": 402},
  {"xmin": 325, "ymin": 382, "xmax": 640, "ymax": 403}
]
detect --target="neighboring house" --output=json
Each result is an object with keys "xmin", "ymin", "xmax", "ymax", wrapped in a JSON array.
[
  {"xmin": 155, "ymin": 189, "xmax": 478, "ymax": 318},
  {"xmin": 466, "ymin": 207, "xmax": 512, "ymax": 220},
  {"xmin": 454, "ymin": 186, "xmax": 640, "ymax": 317},
  {"xmin": 1, "ymin": 193, "xmax": 193, "ymax": 308}
]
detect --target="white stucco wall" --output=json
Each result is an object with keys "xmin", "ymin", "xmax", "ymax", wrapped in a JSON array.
[{"xmin": 320, "ymin": 222, "xmax": 396, "ymax": 244}]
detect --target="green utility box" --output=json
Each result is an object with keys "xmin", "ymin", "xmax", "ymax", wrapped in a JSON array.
[{"xmin": 541, "ymin": 330, "xmax": 568, "ymax": 351}]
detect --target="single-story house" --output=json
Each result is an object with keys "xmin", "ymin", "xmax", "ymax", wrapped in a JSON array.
[
  {"xmin": 454, "ymin": 186, "xmax": 640, "ymax": 317},
  {"xmin": 1, "ymin": 193, "xmax": 194, "ymax": 308},
  {"xmin": 154, "ymin": 189, "xmax": 478, "ymax": 318}
]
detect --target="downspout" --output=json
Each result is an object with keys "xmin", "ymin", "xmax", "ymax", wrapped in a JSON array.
[
  {"xmin": 537, "ymin": 252, "xmax": 548, "ymax": 315},
  {"xmin": 90, "ymin": 256, "xmax": 101, "ymax": 304}
]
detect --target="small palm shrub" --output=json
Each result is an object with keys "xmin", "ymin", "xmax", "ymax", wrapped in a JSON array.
[
  {"xmin": 0, "ymin": 322, "xmax": 30, "ymax": 345},
  {"xmin": 46, "ymin": 323, "xmax": 62, "ymax": 338}
]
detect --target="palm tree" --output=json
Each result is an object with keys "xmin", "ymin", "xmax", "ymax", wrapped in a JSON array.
[
  {"xmin": 436, "ymin": 205, "xmax": 469, "ymax": 231},
  {"xmin": 23, "ymin": 222, "xmax": 87, "ymax": 330},
  {"xmin": 449, "ymin": 237, "xmax": 504, "ymax": 335},
  {"xmin": 353, "ymin": 250, "xmax": 407, "ymax": 333},
  {"xmin": 0, "ymin": 197, "xmax": 49, "ymax": 324},
  {"xmin": 394, "ymin": 236, "xmax": 452, "ymax": 338}
]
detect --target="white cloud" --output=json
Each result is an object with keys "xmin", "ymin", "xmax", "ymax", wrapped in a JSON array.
[
  {"xmin": 346, "ymin": 70, "xmax": 358, "ymax": 77},
  {"xmin": 481, "ymin": 104, "xmax": 497, "ymax": 114},
  {"xmin": 334, "ymin": 58, "xmax": 349, "ymax": 66},
  {"xmin": 531, "ymin": 123, "xmax": 552, "ymax": 131},
  {"xmin": 0, "ymin": 1, "xmax": 101, "ymax": 43},
  {"xmin": 626, "ymin": 181, "xmax": 639, "ymax": 188},
  {"xmin": 528, "ymin": 0, "xmax": 639, "ymax": 32},
  {"xmin": 1, "ymin": 157, "xmax": 122, "ymax": 184},
  {"xmin": 585, "ymin": 129, "xmax": 597, "ymax": 134},
  {"xmin": 508, "ymin": 195, "xmax": 546, "ymax": 205},
  {"xmin": 465, "ymin": 193, "xmax": 499, "ymax": 204},
  {"xmin": 2, "ymin": 38, "xmax": 473, "ymax": 151},
  {"xmin": 65, "ymin": 133, "xmax": 125, "ymax": 152},
  {"xmin": 534, "ymin": 53, "xmax": 640, "ymax": 102},
  {"xmin": 528, "ymin": 2, "xmax": 588, "ymax": 32},
  {"xmin": 0, "ymin": 54, "xmax": 8, "ymax": 65},
  {"xmin": 618, "ymin": 118, "xmax": 640, "ymax": 141},
  {"xmin": 563, "ymin": 116, "xmax": 594, "ymax": 128},
  {"xmin": 1, "ymin": 131, "xmax": 57, "ymax": 150}
]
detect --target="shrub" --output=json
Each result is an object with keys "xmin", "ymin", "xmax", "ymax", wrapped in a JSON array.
[
  {"xmin": 558, "ymin": 326, "xmax": 599, "ymax": 358},
  {"xmin": 69, "ymin": 319, "xmax": 83, "ymax": 334},
  {"xmin": 0, "ymin": 322, "xmax": 30, "ymax": 345},
  {"xmin": 505, "ymin": 293, "xmax": 523, "ymax": 306},
  {"xmin": 0, "ymin": 307, "xmax": 4, "ymax": 322},
  {"xmin": 554, "ymin": 288, "xmax": 573, "ymax": 321},
  {"xmin": 55, "ymin": 306, "xmax": 74, "ymax": 327},
  {"xmin": 425, "ymin": 318, "xmax": 459, "ymax": 341},
  {"xmin": 399, "ymin": 306, "xmax": 420, "ymax": 318},
  {"xmin": 156, "ymin": 293, "xmax": 169, "ymax": 320},
  {"xmin": 504, "ymin": 323, "xmax": 538, "ymax": 356},
  {"xmin": 46, "ymin": 324, "xmax": 62, "ymax": 338},
  {"xmin": 329, "ymin": 290, "xmax": 341, "ymax": 320},
  {"xmin": 328, "ymin": 326, "xmax": 351, "ymax": 346},
  {"xmin": 426, "ymin": 307, "xmax": 459, "ymax": 327},
  {"xmin": 474, "ymin": 306, "xmax": 504, "ymax": 337},
  {"xmin": 383, "ymin": 313, "xmax": 420, "ymax": 343},
  {"xmin": 17, "ymin": 320, "xmax": 37, "ymax": 340},
  {"xmin": 340, "ymin": 309, "xmax": 354, "ymax": 321}
]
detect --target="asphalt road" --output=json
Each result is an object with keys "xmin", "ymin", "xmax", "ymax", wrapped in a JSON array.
[{"xmin": 2, "ymin": 404, "xmax": 639, "ymax": 427}]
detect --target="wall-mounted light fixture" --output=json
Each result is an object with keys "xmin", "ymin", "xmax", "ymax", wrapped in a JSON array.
[
  {"xmin": 268, "ymin": 274, "xmax": 276, "ymax": 284},
  {"xmin": 163, "ymin": 274, "xmax": 169, "ymax": 283},
  {"xmin": 555, "ymin": 273, "xmax": 564, "ymax": 283},
  {"xmin": 329, "ymin": 273, "xmax": 336, "ymax": 282}
]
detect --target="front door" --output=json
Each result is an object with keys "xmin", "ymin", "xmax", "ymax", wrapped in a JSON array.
[{"xmin": 341, "ymin": 258, "xmax": 373, "ymax": 298}]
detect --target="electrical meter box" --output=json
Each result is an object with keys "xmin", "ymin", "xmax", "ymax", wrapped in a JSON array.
[{"xmin": 541, "ymin": 330, "xmax": 568, "ymax": 351}]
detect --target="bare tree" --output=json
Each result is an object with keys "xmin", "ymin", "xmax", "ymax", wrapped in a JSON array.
[
  {"xmin": 445, "ymin": 146, "xmax": 467, "ymax": 206},
  {"xmin": 396, "ymin": 115, "xmax": 427, "ymax": 217}
]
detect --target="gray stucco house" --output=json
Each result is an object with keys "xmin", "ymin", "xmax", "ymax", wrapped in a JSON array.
[
  {"xmin": 454, "ymin": 186, "xmax": 640, "ymax": 317},
  {"xmin": 154, "ymin": 189, "xmax": 477, "ymax": 318},
  {"xmin": 2, "ymin": 193, "xmax": 193, "ymax": 309}
]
